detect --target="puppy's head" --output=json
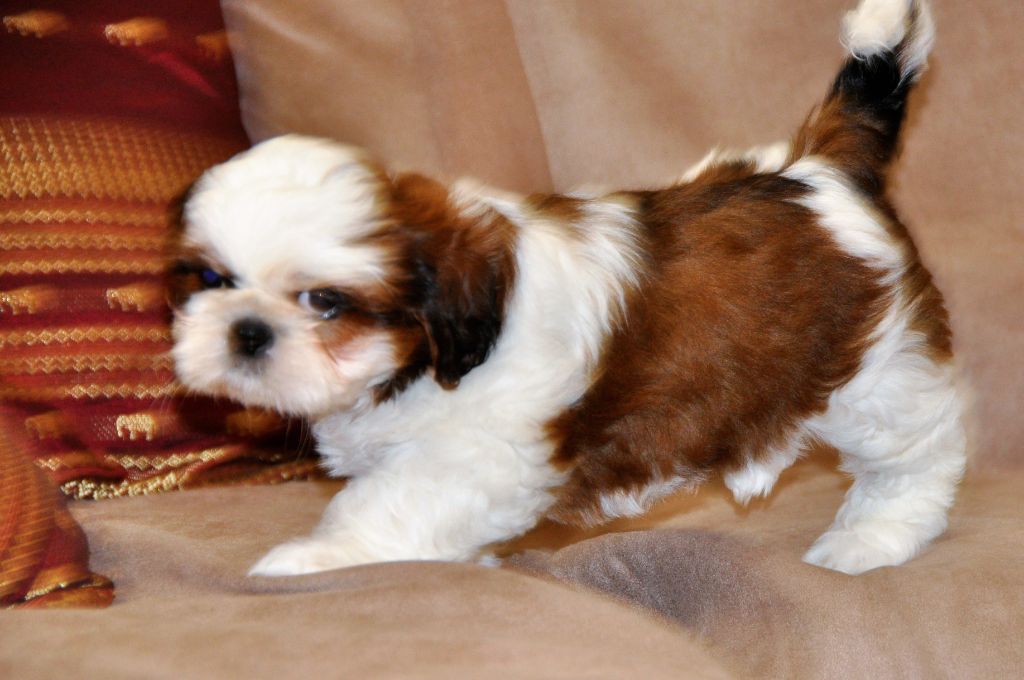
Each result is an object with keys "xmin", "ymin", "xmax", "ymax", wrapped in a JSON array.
[{"xmin": 170, "ymin": 135, "xmax": 516, "ymax": 417}]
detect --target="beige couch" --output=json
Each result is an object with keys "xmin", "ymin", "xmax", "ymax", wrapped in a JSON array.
[{"xmin": 3, "ymin": 1, "xmax": 1022, "ymax": 677}]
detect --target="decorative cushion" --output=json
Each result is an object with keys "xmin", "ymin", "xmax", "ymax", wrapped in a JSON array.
[
  {"xmin": 0, "ymin": 1, "xmax": 317, "ymax": 500},
  {"xmin": 1, "ymin": 407, "xmax": 113, "ymax": 608},
  {"xmin": 0, "ymin": 1, "xmax": 316, "ymax": 606}
]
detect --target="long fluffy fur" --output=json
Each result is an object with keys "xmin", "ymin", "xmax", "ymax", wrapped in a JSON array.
[{"xmin": 171, "ymin": 0, "xmax": 965, "ymax": 577}]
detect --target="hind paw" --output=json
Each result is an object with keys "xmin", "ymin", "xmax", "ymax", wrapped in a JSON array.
[{"xmin": 803, "ymin": 523, "xmax": 923, "ymax": 575}]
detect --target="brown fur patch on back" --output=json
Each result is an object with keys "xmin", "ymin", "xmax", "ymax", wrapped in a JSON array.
[{"xmin": 545, "ymin": 169, "xmax": 888, "ymax": 526}]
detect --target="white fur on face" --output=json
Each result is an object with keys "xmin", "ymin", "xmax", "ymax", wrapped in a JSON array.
[
  {"xmin": 183, "ymin": 135, "xmax": 390, "ymax": 291},
  {"xmin": 172, "ymin": 136, "xmax": 401, "ymax": 416},
  {"xmin": 171, "ymin": 288, "xmax": 398, "ymax": 416}
]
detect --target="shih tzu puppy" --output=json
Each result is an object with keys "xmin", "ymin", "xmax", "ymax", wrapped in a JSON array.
[{"xmin": 171, "ymin": 0, "xmax": 965, "ymax": 576}]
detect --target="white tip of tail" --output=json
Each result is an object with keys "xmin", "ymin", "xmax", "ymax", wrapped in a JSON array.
[{"xmin": 841, "ymin": 0, "xmax": 934, "ymax": 78}]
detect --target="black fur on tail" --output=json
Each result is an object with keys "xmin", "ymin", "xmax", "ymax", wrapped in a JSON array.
[
  {"xmin": 829, "ymin": 49, "xmax": 910, "ymax": 158},
  {"xmin": 793, "ymin": 1, "xmax": 932, "ymax": 195}
]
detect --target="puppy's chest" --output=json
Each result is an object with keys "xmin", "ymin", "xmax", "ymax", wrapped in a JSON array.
[{"xmin": 310, "ymin": 402, "xmax": 431, "ymax": 475}]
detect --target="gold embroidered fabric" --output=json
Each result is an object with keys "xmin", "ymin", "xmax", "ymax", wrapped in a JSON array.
[
  {"xmin": 0, "ymin": 116, "xmax": 317, "ymax": 502},
  {"xmin": 1, "ymin": 411, "xmax": 114, "ymax": 608},
  {"xmin": 0, "ymin": 117, "xmax": 239, "ymax": 202}
]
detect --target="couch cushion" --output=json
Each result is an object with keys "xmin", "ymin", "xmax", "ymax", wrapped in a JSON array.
[
  {"xmin": 220, "ymin": 0, "xmax": 552, "ymax": 194},
  {"xmin": 509, "ymin": 463, "xmax": 1024, "ymax": 678},
  {"xmin": 0, "ymin": 480, "xmax": 732, "ymax": 679},
  {"xmin": 1, "ymin": 464, "xmax": 1019, "ymax": 676}
]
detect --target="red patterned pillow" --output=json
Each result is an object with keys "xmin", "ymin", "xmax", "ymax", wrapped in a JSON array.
[
  {"xmin": 0, "ymin": 2, "xmax": 317, "ymax": 501},
  {"xmin": 1, "ymin": 407, "xmax": 113, "ymax": 608}
]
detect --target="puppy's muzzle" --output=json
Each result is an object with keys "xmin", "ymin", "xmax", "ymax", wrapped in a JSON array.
[{"xmin": 231, "ymin": 317, "xmax": 274, "ymax": 359}]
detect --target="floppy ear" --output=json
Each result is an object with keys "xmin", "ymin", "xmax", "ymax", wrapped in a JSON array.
[{"xmin": 392, "ymin": 174, "xmax": 517, "ymax": 390}]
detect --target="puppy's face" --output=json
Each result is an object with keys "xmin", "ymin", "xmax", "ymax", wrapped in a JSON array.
[{"xmin": 170, "ymin": 135, "xmax": 515, "ymax": 417}]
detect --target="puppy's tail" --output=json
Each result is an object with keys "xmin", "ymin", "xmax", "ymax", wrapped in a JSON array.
[{"xmin": 792, "ymin": 0, "xmax": 934, "ymax": 193}]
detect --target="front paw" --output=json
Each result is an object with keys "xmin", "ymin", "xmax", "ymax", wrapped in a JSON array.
[{"xmin": 248, "ymin": 537, "xmax": 373, "ymax": 577}]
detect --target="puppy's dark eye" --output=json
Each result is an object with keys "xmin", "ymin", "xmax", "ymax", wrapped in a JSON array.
[
  {"xmin": 298, "ymin": 288, "xmax": 349, "ymax": 320},
  {"xmin": 199, "ymin": 268, "xmax": 233, "ymax": 289}
]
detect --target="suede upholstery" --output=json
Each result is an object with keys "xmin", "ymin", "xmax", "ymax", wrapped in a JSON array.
[
  {"xmin": 2, "ymin": 0, "xmax": 1021, "ymax": 676},
  {"xmin": 0, "ymin": 482, "xmax": 732, "ymax": 679},
  {"xmin": 1, "ymin": 463, "xmax": 1020, "ymax": 677}
]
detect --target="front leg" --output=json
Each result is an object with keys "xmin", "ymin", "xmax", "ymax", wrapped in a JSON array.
[
  {"xmin": 249, "ymin": 446, "xmax": 558, "ymax": 576},
  {"xmin": 248, "ymin": 532, "xmax": 374, "ymax": 577}
]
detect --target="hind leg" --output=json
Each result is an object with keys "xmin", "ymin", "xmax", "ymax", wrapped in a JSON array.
[{"xmin": 803, "ymin": 339, "xmax": 966, "ymax": 575}]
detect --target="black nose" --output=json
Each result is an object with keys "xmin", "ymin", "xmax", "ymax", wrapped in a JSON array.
[{"xmin": 231, "ymin": 318, "xmax": 274, "ymax": 358}]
